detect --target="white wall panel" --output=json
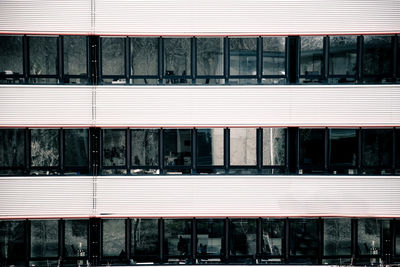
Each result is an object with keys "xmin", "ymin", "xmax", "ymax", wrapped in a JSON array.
[
  {"xmin": 96, "ymin": 175, "xmax": 400, "ymax": 218},
  {"xmin": 0, "ymin": 0, "xmax": 92, "ymax": 34},
  {"xmin": 0, "ymin": 85, "xmax": 93, "ymax": 127},
  {"xmin": 95, "ymin": 85, "xmax": 400, "ymax": 127},
  {"xmin": 94, "ymin": 0, "xmax": 400, "ymax": 35},
  {"xmin": 0, "ymin": 176, "xmax": 93, "ymax": 219}
]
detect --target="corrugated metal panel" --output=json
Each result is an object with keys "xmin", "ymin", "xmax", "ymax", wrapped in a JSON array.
[
  {"xmin": 96, "ymin": 175, "xmax": 400, "ymax": 218},
  {"xmin": 95, "ymin": 85, "xmax": 400, "ymax": 127},
  {"xmin": 0, "ymin": 176, "xmax": 93, "ymax": 219},
  {"xmin": 0, "ymin": 0, "xmax": 92, "ymax": 34},
  {"xmin": 94, "ymin": 0, "xmax": 400, "ymax": 35},
  {"xmin": 0, "ymin": 85, "xmax": 93, "ymax": 127}
]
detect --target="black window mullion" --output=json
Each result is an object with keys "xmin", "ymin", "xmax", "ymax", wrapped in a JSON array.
[
  {"xmin": 394, "ymin": 35, "xmax": 398, "ymax": 80},
  {"xmin": 393, "ymin": 127, "xmax": 396, "ymax": 172},
  {"xmin": 59, "ymin": 128, "xmax": 64, "ymax": 175},
  {"xmin": 318, "ymin": 218, "xmax": 323, "ymax": 264},
  {"xmin": 358, "ymin": 128, "xmax": 363, "ymax": 173},
  {"xmin": 159, "ymin": 37, "xmax": 163, "ymax": 84},
  {"xmin": 224, "ymin": 128, "xmax": 230, "ymax": 172},
  {"xmin": 23, "ymin": 36, "xmax": 29, "ymax": 84},
  {"xmin": 323, "ymin": 36, "xmax": 329, "ymax": 83},
  {"xmin": 126, "ymin": 218, "xmax": 131, "ymax": 262},
  {"xmin": 126, "ymin": 128, "xmax": 131, "ymax": 174},
  {"xmin": 256, "ymin": 218, "xmax": 262, "ymax": 260},
  {"xmin": 159, "ymin": 129, "xmax": 164, "ymax": 174},
  {"xmin": 192, "ymin": 128, "xmax": 197, "ymax": 174},
  {"xmin": 257, "ymin": 36, "xmax": 262, "ymax": 84},
  {"xmin": 25, "ymin": 219, "xmax": 30, "ymax": 267},
  {"xmin": 284, "ymin": 218, "xmax": 289, "ymax": 263},
  {"xmin": 324, "ymin": 128, "xmax": 329, "ymax": 173},
  {"xmin": 126, "ymin": 37, "xmax": 130, "ymax": 84},
  {"xmin": 257, "ymin": 128, "xmax": 262, "ymax": 173},
  {"xmin": 191, "ymin": 37, "xmax": 196, "ymax": 83},
  {"xmin": 58, "ymin": 36, "xmax": 64, "ymax": 84},
  {"xmin": 224, "ymin": 37, "xmax": 229, "ymax": 84},
  {"xmin": 191, "ymin": 218, "xmax": 196, "ymax": 263},
  {"xmin": 224, "ymin": 218, "xmax": 229, "ymax": 262},
  {"xmin": 59, "ymin": 219, "xmax": 64, "ymax": 259},
  {"xmin": 358, "ymin": 36, "xmax": 364, "ymax": 83},
  {"xmin": 159, "ymin": 218, "xmax": 164, "ymax": 263},
  {"xmin": 27, "ymin": 129, "xmax": 31, "ymax": 175},
  {"xmin": 98, "ymin": 37, "xmax": 103, "ymax": 84}
]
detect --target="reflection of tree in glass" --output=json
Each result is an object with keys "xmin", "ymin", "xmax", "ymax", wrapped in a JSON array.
[
  {"xmin": 131, "ymin": 38, "xmax": 158, "ymax": 76},
  {"xmin": 31, "ymin": 129, "xmax": 59, "ymax": 167},
  {"xmin": 164, "ymin": 39, "xmax": 191, "ymax": 76}
]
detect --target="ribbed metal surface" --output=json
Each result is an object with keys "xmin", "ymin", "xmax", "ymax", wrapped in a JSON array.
[
  {"xmin": 0, "ymin": 176, "xmax": 93, "ymax": 219},
  {"xmin": 0, "ymin": 85, "xmax": 93, "ymax": 127},
  {"xmin": 96, "ymin": 175, "xmax": 400, "ymax": 218},
  {"xmin": 94, "ymin": 0, "xmax": 400, "ymax": 35},
  {"xmin": 95, "ymin": 85, "xmax": 400, "ymax": 127},
  {"xmin": 0, "ymin": 0, "xmax": 92, "ymax": 34}
]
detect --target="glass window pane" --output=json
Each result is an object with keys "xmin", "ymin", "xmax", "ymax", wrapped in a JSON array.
[
  {"xmin": 357, "ymin": 219, "xmax": 381, "ymax": 256},
  {"xmin": 329, "ymin": 36, "xmax": 357, "ymax": 76},
  {"xmin": 300, "ymin": 36, "xmax": 324, "ymax": 76},
  {"xmin": 131, "ymin": 219, "xmax": 159, "ymax": 257},
  {"xmin": 164, "ymin": 219, "xmax": 191, "ymax": 258},
  {"xmin": 101, "ymin": 37, "xmax": 125, "ymax": 76},
  {"xmin": 261, "ymin": 219, "xmax": 284, "ymax": 256},
  {"xmin": 131, "ymin": 38, "xmax": 158, "ymax": 76},
  {"xmin": 263, "ymin": 128, "xmax": 286, "ymax": 166},
  {"xmin": 0, "ymin": 221, "xmax": 25, "ymax": 264},
  {"xmin": 63, "ymin": 36, "xmax": 87, "ymax": 76},
  {"xmin": 363, "ymin": 36, "xmax": 393, "ymax": 78},
  {"xmin": 64, "ymin": 220, "xmax": 88, "ymax": 258},
  {"xmin": 230, "ymin": 219, "xmax": 256, "ymax": 257},
  {"xmin": 31, "ymin": 220, "xmax": 58, "ymax": 257},
  {"xmin": 102, "ymin": 219, "xmax": 125, "ymax": 257},
  {"xmin": 230, "ymin": 128, "xmax": 257, "ymax": 166},
  {"xmin": 163, "ymin": 129, "xmax": 191, "ymax": 166},
  {"xmin": 362, "ymin": 129, "xmax": 392, "ymax": 167},
  {"xmin": 263, "ymin": 37, "xmax": 285, "ymax": 76},
  {"xmin": 289, "ymin": 219, "xmax": 318, "ymax": 257},
  {"xmin": 164, "ymin": 38, "xmax": 191, "ymax": 77},
  {"xmin": 197, "ymin": 129, "xmax": 224, "ymax": 166},
  {"xmin": 0, "ymin": 129, "xmax": 24, "ymax": 168},
  {"xmin": 131, "ymin": 129, "xmax": 159, "ymax": 166},
  {"xmin": 230, "ymin": 38, "xmax": 257, "ymax": 76},
  {"xmin": 395, "ymin": 220, "xmax": 400, "ymax": 255},
  {"xmin": 0, "ymin": 36, "xmax": 23, "ymax": 74},
  {"xmin": 102, "ymin": 129, "xmax": 126, "ymax": 167},
  {"xmin": 396, "ymin": 129, "xmax": 400, "ymax": 167},
  {"xmin": 29, "ymin": 37, "xmax": 57, "ymax": 75},
  {"xmin": 330, "ymin": 129, "xmax": 357, "ymax": 166},
  {"xmin": 197, "ymin": 219, "xmax": 224, "ymax": 257},
  {"xmin": 64, "ymin": 129, "xmax": 88, "ymax": 167},
  {"xmin": 323, "ymin": 218, "xmax": 351, "ymax": 256},
  {"xmin": 31, "ymin": 129, "xmax": 59, "ymax": 167},
  {"xmin": 197, "ymin": 38, "xmax": 224, "ymax": 76},
  {"xmin": 299, "ymin": 129, "xmax": 325, "ymax": 170}
]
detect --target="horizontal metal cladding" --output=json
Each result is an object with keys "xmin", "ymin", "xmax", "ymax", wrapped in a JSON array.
[
  {"xmin": 0, "ymin": 0, "xmax": 92, "ymax": 35},
  {"xmin": 96, "ymin": 175, "xmax": 400, "ymax": 218},
  {"xmin": 94, "ymin": 0, "xmax": 400, "ymax": 35},
  {"xmin": 0, "ymin": 176, "xmax": 93, "ymax": 219},
  {"xmin": 95, "ymin": 85, "xmax": 400, "ymax": 127},
  {"xmin": 0, "ymin": 85, "xmax": 93, "ymax": 127}
]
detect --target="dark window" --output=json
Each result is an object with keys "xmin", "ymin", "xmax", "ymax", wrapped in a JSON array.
[
  {"xmin": 30, "ymin": 129, "xmax": 59, "ymax": 168},
  {"xmin": 131, "ymin": 129, "xmax": 159, "ymax": 167},
  {"xmin": 323, "ymin": 218, "xmax": 351, "ymax": 256},
  {"xmin": 63, "ymin": 36, "xmax": 87, "ymax": 81},
  {"xmin": 130, "ymin": 37, "xmax": 158, "ymax": 77},
  {"xmin": 300, "ymin": 36, "xmax": 324, "ymax": 83},
  {"xmin": 102, "ymin": 129, "xmax": 126, "ymax": 167},
  {"xmin": 329, "ymin": 36, "xmax": 357, "ymax": 81},
  {"xmin": 131, "ymin": 219, "xmax": 159, "ymax": 259},
  {"xmin": 64, "ymin": 220, "xmax": 88, "ymax": 258},
  {"xmin": 362, "ymin": 129, "xmax": 392, "ymax": 168},
  {"xmin": 164, "ymin": 219, "xmax": 191, "ymax": 259},
  {"xmin": 357, "ymin": 219, "xmax": 381, "ymax": 257},
  {"xmin": 29, "ymin": 37, "xmax": 58, "ymax": 76},
  {"xmin": 196, "ymin": 219, "xmax": 225, "ymax": 259},
  {"xmin": 230, "ymin": 128, "xmax": 257, "ymax": 166},
  {"xmin": 396, "ymin": 129, "xmax": 400, "ymax": 168},
  {"xmin": 64, "ymin": 129, "xmax": 89, "ymax": 170},
  {"xmin": 0, "ymin": 129, "xmax": 25, "ymax": 175},
  {"xmin": 0, "ymin": 35, "xmax": 23, "ymax": 83},
  {"xmin": 163, "ymin": 129, "xmax": 191, "ymax": 167},
  {"xmin": 164, "ymin": 38, "xmax": 191, "ymax": 79},
  {"xmin": 0, "ymin": 220, "xmax": 25, "ymax": 265},
  {"xmin": 262, "ymin": 128, "xmax": 286, "ymax": 166},
  {"xmin": 197, "ymin": 38, "xmax": 224, "ymax": 76},
  {"xmin": 102, "ymin": 219, "xmax": 125, "ymax": 257},
  {"xmin": 394, "ymin": 220, "xmax": 400, "ymax": 256},
  {"xmin": 263, "ymin": 37, "xmax": 286, "ymax": 76},
  {"xmin": 230, "ymin": 38, "xmax": 257, "ymax": 76},
  {"xmin": 289, "ymin": 219, "xmax": 319, "ymax": 257},
  {"xmin": 31, "ymin": 220, "xmax": 58, "ymax": 258},
  {"xmin": 299, "ymin": 129, "xmax": 325, "ymax": 172},
  {"xmin": 230, "ymin": 219, "xmax": 256, "ymax": 258},
  {"xmin": 330, "ymin": 129, "xmax": 357, "ymax": 167},
  {"xmin": 101, "ymin": 37, "xmax": 125, "ymax": 76},
  {"xmin": 363, "ymin": 35, "xmax": 393, "ymax": 83},
  {"xmin": 261, "ymin": 219, "xmax": 284, "ymax": 256},
  {"xmin": 196, "ymin": 128, "xmax": 224, "ymax": 166}
]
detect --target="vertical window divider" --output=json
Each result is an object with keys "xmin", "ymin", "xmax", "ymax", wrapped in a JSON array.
[
  {"xmin": 324, "ymin": 127, "xmax": 329, "ymax": 173},
  {"xmin": 284, "ymin": 218, "xmax": 289, "ymax": 263},
  {"xmin": 25, "ymin": 219, "xmax": 30, "ymax": 266},
  {"xmin": 58, "ymin": 36, "xmax": 64, "ymax": 84},
  {"xmin": 285, "ymin": 36, "xmax": 289, "ymax": 82},
  {"xmin": 224, "ymin": 218, "xmax": 230, "ymax": 263},
  {"xmin": 393, "ymin": 35, "xmax": 398, "ymax": 80},
  {"xmin": 357, "ymin": 36, "xmax": 364, "ymax": 83},
  {"xmin": 224, "ymin": 37, "xmax": 229, "ymax": 84},
  {"xmin": 257, "ymin": 128, "xmax": 262, "ymax": 173},
  {"xmin": 351, "ymin": 219, "xmax": 357, "ymax": 261},
  {"xmin": 323, "ymin": 36, "xmax": 329, "ymax": 83},
  {"xmin": 159, "ymin": 128, "xmax": 164, "ymax": 174},
  {"xmin": 318, "ymin": 217, "xmax": 323, "ymax": 264},
  {"xmin": 127, "ymin": 128, "xmax": 131, "ymax": 175},
  {"xmin": 192, "ymin": 128, "xmax": 197, "ymax": 174},
  {"xmin": 23, "ymin": 35, "xmax": 29, "ymax": 84},
  {"xmin": 257, "ymin": 36, "xmax": 262, "ymax": 84},
  {"xmin": 26, "ymin": 129, "xmax": 31, "ymax": 175},
  {"xmin": 98, "ymin": 129, "xmax": 103, "ymax": 176},
  {"xmin": 256, "ymin": 217, "xmax": 262, "ymax": 260},
  {"xmin": 126, "ymin": 37, "xmax": 130, "ymax": 85},
  {"xmin": 159, "ymin": 37, "xmax": 164, "ymax": 84},
  {"xmin": 98, "ymin": 37, "xmax": 103, "ymax": 84},
  {"xmin": 393, "ymin": 127, "xmax": 396, "ymax": 173},
  {"xmin": 59, "ymin": 219, "xmax": 64, "ymax": 260},
  {"xmin": 24, "ymin": 128, "xmax": 29, "ymax": 175},
  {"xmin": 191, "ymin": 218, "xmax": 196, "ymax": 263},
  {"xmin": 126, "ymin": 218, "xmax": 131, "ymax": 262},
  {"xmin": 191, "ymin": 37, "xmax": 196, "ymax": 83},
  {"xmin": 358, "ymin": 128, "xmax": 363, "ymax": 174},
  {"xmin": 224, "ymin": 128, "xmax": 230, "ymax": 173},
  {"xmin": 159, "ymin": 218, "xmax": 164, "ymax": 263},
  {"xmin": 86, "ymin": 36, "xmax": 91, "ymax": 84},
  {"xmin": 60, "ymin": 128, "xmax": 64, "ymax": 175}
]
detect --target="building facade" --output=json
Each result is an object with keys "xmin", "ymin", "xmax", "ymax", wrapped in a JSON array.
[{"xmin": 0, "ymin": 0, "xmax": 400, "ymax": 266}]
